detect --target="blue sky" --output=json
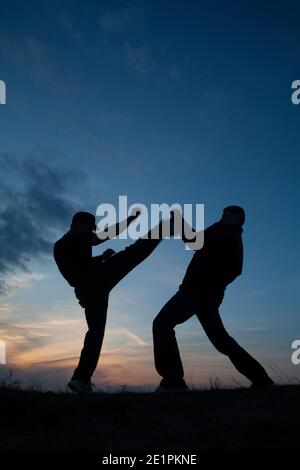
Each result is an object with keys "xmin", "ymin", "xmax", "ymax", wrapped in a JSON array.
[{"xmin": 0, "ymin": 0, "xmax": 299, "ymax": 389}]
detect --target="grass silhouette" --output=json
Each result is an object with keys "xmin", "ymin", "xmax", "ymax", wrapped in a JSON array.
[{"xmin": 0, "ymin": 382, "xmax": 299, "ymax": 450}]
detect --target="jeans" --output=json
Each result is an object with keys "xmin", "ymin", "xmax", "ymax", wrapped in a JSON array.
[{"xmin": 153, "ymin": 290, "xmax": 271, "ymax": 386}]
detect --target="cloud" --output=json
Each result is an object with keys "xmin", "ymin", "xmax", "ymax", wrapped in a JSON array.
[
  {"xmin": 0, "ymin": 154, "xmax": 78, "ymax": 294},
  {"xmin": 0, "ymin": 322, "xmax": 51, "ymax": 359},
  {"xmin": 122, "ymin": 328, "xmax": 148, "ymax": 347},
  {"xmin": 0, "ymin": 34, "xmax": 58, "ymax": 85},
  {"xmin": 57, "ymin": 15, "xmax": 83, "ymax": 42},
  {"xmin": 31, "ymin": 355, "xmax": 79, "ymax": 366},
  {"xmin": 99, "ymin": 4, "xmax": 155, "ymax": 77},
  {"xmin": 123, "ymin": 41, "xmax": 155, "ymax": 76},
  {"xmin": 0, "ymin": 303, "xmax": 18, "ymax": 320},
  {"xmin": 93, "ymin": 110, "xmax": 132, "ymax": 129},
  {"xmin": 12, "ymin": 318, "xmax": 83, "ymax": 330},
  {"xmin": 99, "ymin": 3, "xmax": 143, "ymax": 36},
  {"xmin": 0, "ymin": 319, "xmax": 154, "ymax": 389},
  {"xmin": 4, "ymin": 272, "xmax": 46, "ymax": 291},
  {"xmin": 100, "ymin": 10, "xmax": 132, "ymax": 35},
  {"xmin": 0, "ymin": 315, "xmax": 85, "ymax": 365}
]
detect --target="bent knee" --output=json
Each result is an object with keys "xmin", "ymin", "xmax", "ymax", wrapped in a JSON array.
[
  {"xmin": 152, "ymin": 316, "xmax": 163, "ymax": 333},
  {"xmin": 153, "ymin": 315, "xmax": 174, "ymax": 334}
]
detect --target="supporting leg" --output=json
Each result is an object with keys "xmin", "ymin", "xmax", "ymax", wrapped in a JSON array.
[
  {"xmin": 72, "ymin": 294, "xmax": 109, "ymax": 382},
  {"xmin": 197, "ymin": 308, "xmax": 273, "ymax": 386},
  {"xmin": 153, "ymin": 291, "xmax": 194, "ymax": 387}
]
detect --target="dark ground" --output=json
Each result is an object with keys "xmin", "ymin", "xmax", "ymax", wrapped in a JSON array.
[{"xmin": 0, "ymin": 384, "xmax": 299, "ymax": 450}]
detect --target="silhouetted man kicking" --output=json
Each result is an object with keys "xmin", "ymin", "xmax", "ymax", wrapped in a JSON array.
[
  {"xmin": 54, "ymin": 210, "xmax": 164, "ymax": 393},
  {"xmin": 153, "ymin": 206, "xmax": 274, "ymax": 392}
]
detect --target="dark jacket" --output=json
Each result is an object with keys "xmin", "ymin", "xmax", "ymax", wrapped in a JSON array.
[
  {"xmin": 180, "ymin": 221, "xmax": 243, "ymax": 295},
  {"xmin": 53, "ymin": 231, "xmax": 93, "ymax": 287}
]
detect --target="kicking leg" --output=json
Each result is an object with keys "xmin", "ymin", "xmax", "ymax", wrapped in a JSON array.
[
  {"xmin": 93, "ymin": 219, "xmax": 172, "ymax": 290},
  {"xmin": 103, "ymin": 236, "xmax": 161, "ymax": 290}
]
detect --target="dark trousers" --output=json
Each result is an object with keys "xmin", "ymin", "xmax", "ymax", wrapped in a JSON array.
[
  {"xmin": 73, "ymin": 237, "xmax": 160, "ymax": 381},
  {"xmin": 153, "ymin": 290, "xmax": 271, "ymax": 386}
]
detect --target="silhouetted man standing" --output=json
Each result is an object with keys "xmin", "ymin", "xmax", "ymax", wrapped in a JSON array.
[
  {"xmin": 153, "ymin": 206, "xmax": 274, "ymax": 391},
  {"xmin": 54, "ymin": 210, "xmax": 163, "ymax": 393}
]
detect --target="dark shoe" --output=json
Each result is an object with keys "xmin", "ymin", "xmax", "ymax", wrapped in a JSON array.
[{"xmin": 155, "ymin": 378, "xmax": 188, "ymax": 393}]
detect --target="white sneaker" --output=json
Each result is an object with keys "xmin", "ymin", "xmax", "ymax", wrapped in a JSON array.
[{"xmin": 68, "ymin": 379, "xmax": 93, "ymax": 394}]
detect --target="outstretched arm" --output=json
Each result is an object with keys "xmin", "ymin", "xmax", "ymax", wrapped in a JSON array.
[
  {"xmin": 92, "ymin": 210, "xmax": 140, "ymax": 246},
  {"xmin": 171, "ymin": 209, "xmax": 204, "ymax": 251}
]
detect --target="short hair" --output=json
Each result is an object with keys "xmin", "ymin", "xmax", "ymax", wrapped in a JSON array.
[
  {"xmin": 71, "ymin": 211, "xmax": 96, "ymax": 230},
  {"xmin": 223, "ymin": 205, "xmax": 245, "ymax": 226}
]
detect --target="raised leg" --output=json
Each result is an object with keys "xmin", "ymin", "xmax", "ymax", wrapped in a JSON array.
[{"xmin": 103, "ymin": 237, "xmax": 161, "ymax": 290}]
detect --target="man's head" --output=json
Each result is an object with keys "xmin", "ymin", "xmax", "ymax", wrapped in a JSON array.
[
  {"xmin": 221, "ymin": 205, "xmax": 245, "ymax": 226},
  {"xmin": 71, "ymin": 212, "xmax": 96, "ymax": 232}
]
